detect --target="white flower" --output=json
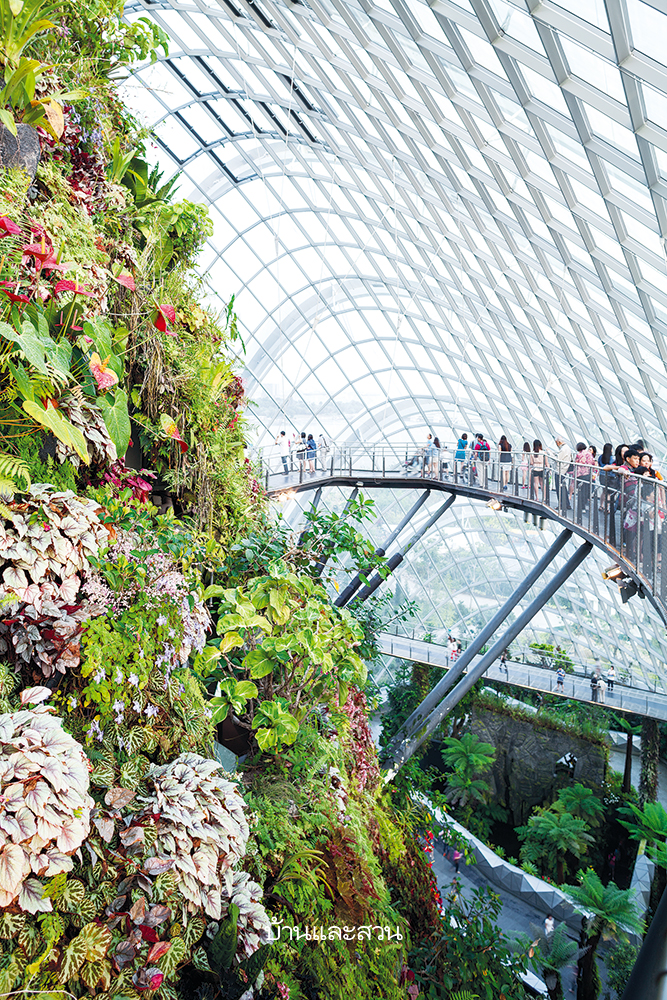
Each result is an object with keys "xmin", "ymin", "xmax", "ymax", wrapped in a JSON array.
[
  {"xmin": 144, "ymin": 704, "xmax": 159, "ymax": 718},
  {"xmin": 94, "ymin": 668, "xmax": 105, "ymax": 683},
  {"xmin": 90, "ymin": 719, "xmax": 104, "ymax": 742},
  {"xmin": 114, "ymin": 668, "xmax": 122, "ymax": 684},
  {"xmin": 128, "ymin": 673, "xmax": 139, "ymax": 686},
  {"xmin": 132, "ymin": 699, "xmax": 142, "ymax": 713},
  {"xmin": 67, "ymin": 696, "xmax": 78, "ymax": 710},
  {"xmin": 156, "ymin": 615, "xmax": 168, "ymax": 626}
]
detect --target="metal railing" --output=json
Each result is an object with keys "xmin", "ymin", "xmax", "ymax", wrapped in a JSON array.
[{"xmin": 258, "ymin": 443, "xmax": 667, "ymax": 617}]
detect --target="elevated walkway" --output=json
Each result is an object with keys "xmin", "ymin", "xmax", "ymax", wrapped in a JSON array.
[
  {"xmin": 377, "ymin": 632, "xmax": 667, "ymax": 722},
  {"xmin": 263, "ymin": 444, "xmax": 667, "ymax": 624}
]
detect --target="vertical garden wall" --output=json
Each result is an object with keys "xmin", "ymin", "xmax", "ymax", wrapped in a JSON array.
[{"xmin": 0, "ymin": 3, "xmax": 484, "ymax": 998}]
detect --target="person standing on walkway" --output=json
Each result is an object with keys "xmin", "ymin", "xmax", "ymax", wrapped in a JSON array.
[
  {"xmin": 498, "ymin": 435, "xmax": 512, "ymax": 490},
  {"xmin": 474, "ymin": 433, "xmax": 491, "ymax": 488},
  {"xmin": 521, "ymin": 441, "xmax": 531, "ymax": 490},
  {"xmin": 544, "ymin": 914, "xmax": 555, "ymax": 937},
  {"xmin": 597, "ymin": 670, "xmax": 606, "ymax": 704},
  {"xmin": 589, "ymin": 671, "xmax": 598, "ymax": 703},
  {"xmin": 556, "ymin": 665, "xmax": 565, "ymax": 693},
  {"xmin": 306, "ymin": 433, "xmax": 317, "ymax": 473},
  {"xmin": 500, "ymin": 649, "xmax": 508, "ymax": 673},
  {"xmin": 531, "ymin": 440, "xmax": 548, "ymax": 501},
  {"xmin": 296, "ymin": 432, "xmax": 308, "ymax": 474},
  {"xmin": 275, "ymin": 430, "xmax": 290, "ymax": 474},
  {"xmin": 553, "ymin": 437, "xmax": 572, "ymax": 510},
  {"xmin": 571, "ymin": 442, "xmax": 595, "ymax": 521},
  {"xmin": 455, "ymin": 433, "xmax": 469, "ymax": 482},
  {"xmin": 452, "ymin": 848, "xmax": 463, "ymax": 874},
  {"xmin": 607, "ymin": 665, "xmax": 615, "ymax": 694},
  {"xmin": 431, "ymin": 437, "xmax": 441, "ymax": 478}
]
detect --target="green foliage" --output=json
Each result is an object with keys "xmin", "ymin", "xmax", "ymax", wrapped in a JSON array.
[
  {"xmin": 411, "ymin": 885, "xmax": 528, "ymax": 999},
  {"xmin": 555, "ymin": 784, "xmax": 604, "ymax": 827},
  {"xmin": 563, "ymin": 868, "xmax": 643, "ymax": 941},
  {"xmin": 527, "ymin": 642, "xmax": 574, "ymax": 673},
  {"xmin": 518, "ymin": 809, "xmax": 594, "ymax": 883},
  {"xmin": 603, "ymin": 939, "xmax": 638, "ymax": 1000},
  {"xmin": 619, "ymin": 800, "xmax": 667, "ymax": 867},
  {"xmin": 515, "ymin": 921, "xmax": 586, "ymax": 1000}
]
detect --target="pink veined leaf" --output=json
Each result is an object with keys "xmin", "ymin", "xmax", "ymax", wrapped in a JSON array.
[
  {"xmin": 58, "ymin": 575, "xmax": 80, "ymax": 604},
  {"xmin": 3, "ymin": 566, "xmax": 28, "ymax": 592},
  {"xmin": 104, "ymin": 787, "xmax": 136, "ymax": 810},
  {"xmin": 129, "ymin": 895, "xmax": 146, "ymax": 924},
  {"xmin": 56, "ymin": 819, "xmax": 87, "ymax": 854},
  {"xmin": 119, "ymin": 826, "xmax": 144, "ymax": 848},
  {"xmin": 0, "ymin": 842, "xmax": 28, "ymax": 894},
  {"xmin": 24, "ymin": 780, "xmax": 50, "ymax": 817},
  {"xmin": 43, "ymin": 850, "xmax": 73, "ymax": 876},
  {"xmin": 142, "ymin": 903, "xmax": 171, "ymax": 928},
  {"xmin": 11, "ymin": 807, "xmax": 37, "ymax": 843},
  {"xmin": 146, "ymin": 941, "xmax": 170, "ymax": 964},
  {"xmin": 92, "ymin": 816, "xmax": 115, "ymax": 843},
  {"xmin": 142, "ymin": 857, "xmax": 175, "ymax": 876},
  {"xmin": 113, "ymin": 272, "xmax": 136, "ymax": 291},
  {"xmin": 53, "ymin": 279, "xmax": 94, "ymax": 297},
  {"xmin": 18, "ymin": 876, "xmax": 52, "ymax": 914},
  {"xmin": 20, "ymin": 687, "xmax": 52, "ymax": 706}
]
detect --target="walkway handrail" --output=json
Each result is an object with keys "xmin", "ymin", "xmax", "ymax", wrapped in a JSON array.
[{"xmin": 260, "ymin": 443, "xmax": 667, "ymax": 624}]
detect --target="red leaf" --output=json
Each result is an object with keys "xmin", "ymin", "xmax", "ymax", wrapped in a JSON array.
[
  {"xmin": 114, "ymin": 272, "xmax": 136, "ymax": 291},
  {"xmin": 0, "ymin": 216, "xmax": 21, "ymax": 236},
  {"xmin": 158, "ymin": 303, "xmax": 176, "ymax": 323},
  {"xmin": 146, "ymin": 941, "xmax": 171, "ymax": 964},
  {"xmin": 0, "ymin": 284, "xmax": 30, "ymax": 304},
  {"xmin": 54, "ymin": 279, "xmax": 93, "ymax": 297},
  {"xmin": 140, "ymin": 925, "xmax": 158, "ymax": 943}
]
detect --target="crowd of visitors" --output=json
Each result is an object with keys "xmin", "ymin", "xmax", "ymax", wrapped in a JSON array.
[{"xmin": 273, "ymin": 430, "xmax": 331, "ymax": 475}]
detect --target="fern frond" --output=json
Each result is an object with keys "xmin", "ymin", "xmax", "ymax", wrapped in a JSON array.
[{"xmin": 0, "ymin": 453, "xmax": 31, "ymax": 494}]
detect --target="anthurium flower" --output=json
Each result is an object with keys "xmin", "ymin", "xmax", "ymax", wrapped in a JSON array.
[
  {"xmin": 159, "ymin": 412, "xmax": 188, "ymax": 453},
  {"xmin": 155, "ymin": 303, "xmax": 176, "ymax": 335},
  {"xmin": 54, "ymin": 279, "xmax": 93, "ymax": 297},
  {"xmin": 22, "ymin": 239, "xmax": 52, "ymax": 264},
  {"xmin": 89, "ymin": 353, "xmax": 119, "ymax": 391},
  {"xmin": 114, "ymin": 272, "xmax": 136, "ymax": 291},
  {"xmin": 0, "ymin": 281, "xmax": 29, "ymax": 304},
  {"xmin": 0, "ymin": 216, "xmax": 21, "ymax": 236}
]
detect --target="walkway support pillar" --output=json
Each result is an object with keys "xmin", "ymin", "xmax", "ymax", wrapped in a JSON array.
[
  {"xmin": 335, "ymin": 490, "xmax": 431, "ymax": 607},
  {"xmin": 384, "ymin": 539, "xmax": 592, "ymax": 773},
  {"xmin": 350, "ymin": 494, "xmax": 456, "ymax": 605},
  {"xmin": 386, "ymin": 528, "xmax": 573, "ymax": 752}
]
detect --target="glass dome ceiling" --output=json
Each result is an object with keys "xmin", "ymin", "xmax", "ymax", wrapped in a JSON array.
[
  {"xmin": 122, "ymin": 0, "xmax": 667, "ymax": 453},
  {"xmin": 121, "ymin": 0, "xmax": 667, "ymax": 687}
]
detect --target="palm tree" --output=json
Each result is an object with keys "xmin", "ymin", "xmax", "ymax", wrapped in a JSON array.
[
  {"xmin": 620, "ymin": 800, "xmax": 667, "ymax": 908},
  {"xmin": 441, "ymin": 733, "xmax": 496, "ymax": 826},
  {"xmin": 441, "ymin": 732, "xmax": 496, "ymax": 780},
  {"xmin": 555, "ymin": 785, "xmax": 603, "ymax": 828},
  {"xmin": 519, "ymin": 808, "xmax": 594, "ymax": 883},
  {"xmin": 517, "ymin": 921, "xmax": 587, "ymax": 1000},
  {"xmin": 563, "ymin": 868, "xmax": 643, "ymax": 1000}
]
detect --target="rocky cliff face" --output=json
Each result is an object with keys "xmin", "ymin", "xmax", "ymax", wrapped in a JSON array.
[{"xmin": 468, "ymin": 707, "xmax": 608, "ymax": 825}]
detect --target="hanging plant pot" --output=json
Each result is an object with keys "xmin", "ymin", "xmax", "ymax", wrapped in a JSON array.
[
  {"xmin": 0, "ymin": 124, "xmax": 41, "ymax": 180},
  {"xmin": 216, "ymin": 715, "xmax": 253, "ymax": 756}
]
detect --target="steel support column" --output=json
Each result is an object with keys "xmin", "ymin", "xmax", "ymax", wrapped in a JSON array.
[
  {"xmin": 386, "ymin": 528, "xmax": 573, "ymax": 752},
  {"xmin": 335, "ymin": 490, "xmax": 431, "ymax": 607},
  {"xmin": 619, "ymin": 879, "xmax": 667, "ymax": 1000},
  {"xmin": 384, "ymin": 540, "xmax": 592, "ymax": 773},
  {"xmin": 351, "ymin": 494, "xmax": 456, "ymax": 604}
]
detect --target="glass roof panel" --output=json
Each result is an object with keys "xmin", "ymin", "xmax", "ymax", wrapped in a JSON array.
[{"xmin": 122, "ymin": 0, "xmax": 667, "ymax": 664}]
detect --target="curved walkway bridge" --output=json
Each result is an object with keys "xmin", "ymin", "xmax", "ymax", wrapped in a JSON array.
[{"xmin": 263, "ymin": 444, "xmax": 667, "ymax": 771}]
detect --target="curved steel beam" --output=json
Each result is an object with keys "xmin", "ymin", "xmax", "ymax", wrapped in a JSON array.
[{"xmin": 268, "ymin": 474, "xmax": 666, "ymax": 624}]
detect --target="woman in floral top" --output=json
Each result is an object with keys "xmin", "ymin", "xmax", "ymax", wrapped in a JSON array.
[{"xmin": 571, "ymin": 441, "xmax": 596, "ymax": 517}]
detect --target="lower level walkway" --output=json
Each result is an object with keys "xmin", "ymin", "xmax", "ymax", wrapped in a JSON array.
[{"xmin": 377, "ymin": 632, "xmax": 667, "ymax": 721}]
